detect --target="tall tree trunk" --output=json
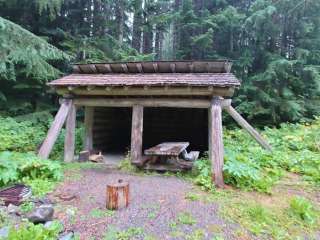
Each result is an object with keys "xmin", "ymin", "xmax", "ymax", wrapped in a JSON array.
[
  {"xmin": 132, "ymin": 0, "xmax": 143, "ymax": 52},
  {"xmin": 142, "ymin": 25, "xmax": 153, "ymax": 54},
  {"xmin": 172, "ymin": 0, "xmax": 181, "ymax": 59},
  {"xmin": 142, "ymin": 0, "xmax": 154, "ymax": 54},
  {"xmin": 115, "ymin": 0, "xmax": 125, "ymax": 44},
  {"xmin": 155, "ymin": 26, "xmax": 163, "ymax": 60}
]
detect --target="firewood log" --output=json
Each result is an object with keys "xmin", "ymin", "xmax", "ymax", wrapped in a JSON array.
[{"xmin": 106, "ymin": 179, "xmax": 129, "ymax": 210}]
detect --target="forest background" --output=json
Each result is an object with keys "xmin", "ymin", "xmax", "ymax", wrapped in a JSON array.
[{"xmin": 1, "ymin": 0, "xmax": 320, "ymax": 125}]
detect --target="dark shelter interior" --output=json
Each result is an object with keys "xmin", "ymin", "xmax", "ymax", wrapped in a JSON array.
[{"xmin": 92, "ymin": 107, "xmax": 208, "ymax": 154}]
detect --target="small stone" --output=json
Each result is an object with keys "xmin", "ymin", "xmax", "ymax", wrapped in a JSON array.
[
  {"xmin": 58, "ymin": 231, "xmax": 74, "ymax": 240},
  {"xmin": 0, "ymin": 226, "xmax": 9, "ymax": 238},
  {"xmin": 40, "ymin": 197, "xmax": 53, "ymax": 205},
  {"xmin": 27, "ymin": 204, "xmax": 54, "ymax": 224},
  {"xmin": 7, "ymin": 204, "xmax": 20, "ymax": 215},
  {"xmin": 44, "ymin": 220, "xmax": 54, "ymax": 228}
]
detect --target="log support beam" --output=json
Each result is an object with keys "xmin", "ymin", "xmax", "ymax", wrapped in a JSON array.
[
  {"xmin": 84, "ymin": 106, "xmax": 94, "ymax": 151},
  {"xmin": 224, "ymin": 105, "xmax": 272, "ymax": 151},
  {"xmin": 209, "ymin": 98, "xmax": 224, "ymax": 188},
  {"xmin": 130, "ymin": 105, "xmax": 144, "ymax": 165},
  {"xmin": 38, "ymin": 99, "xmax": 72, "ymax": 159},
  {"xmin": 64, "ymin": 102, "xmax": 76, "ymax": 162}
]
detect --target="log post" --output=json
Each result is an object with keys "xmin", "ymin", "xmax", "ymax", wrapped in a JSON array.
[
  {"xmin": 209, "ymin": 97, "xmax": 224, "ymax": 188},
  {"xmin": 64, "ymin": 102, "xmax": 76, "ymax": 162},
  {"xmin": 106, "ymin": 179, "xmax": 129, "ymax": 210},
  {"xmin": 38, "ymin": 99, "xmax": 72, "ymax": 159},
  {"xmin": 84, "ymin": 107, "xmax": 94, "ymax": 151},
  {"xmin": 130, "ymin": 105, "xmax": 144, "ymax": 165},
  {"xmin": 224, "ymin": 105, "xmax": 272, "ymax": 151}
]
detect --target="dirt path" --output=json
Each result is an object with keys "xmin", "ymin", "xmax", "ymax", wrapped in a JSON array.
[{"xmin": 50, "ymin": 167, "xmax": 242, "ymax": 240}]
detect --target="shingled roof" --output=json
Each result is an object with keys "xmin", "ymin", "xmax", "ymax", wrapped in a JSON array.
[{"xmin": 49, "ymin": 61, "xmax": 241, "ymax": 88}]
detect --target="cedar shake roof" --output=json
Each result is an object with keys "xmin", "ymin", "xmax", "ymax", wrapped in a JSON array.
[
  {"xmin": 49, "ymin": 73, "xmax": 240, "ymax": 87},
  {"xmin": 49, "ymin": 61, "xmax": 241, "ymax": 88}
]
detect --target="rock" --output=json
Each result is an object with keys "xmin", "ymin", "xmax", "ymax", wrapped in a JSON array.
[
  {"xmin": 0, "ymin": 226, "xmax": 9, "ymax": 238},
  {"xmin": 27, "ymin": 204, "xmax": 54, "ymax": 224},
  {"xmin": 44, "ymin": 221, "xmax": 64, "ymax": 233},
  {"xmin": 58, "ymin": 231, "xmax": 74, "ymax": 240},
  {"xmin": 44, "ymin": 220, "xmax": 54, "ymax": 228},
  {"xmin": 7, "ymin": 204, "xmax": 20, "ymax": 215}
]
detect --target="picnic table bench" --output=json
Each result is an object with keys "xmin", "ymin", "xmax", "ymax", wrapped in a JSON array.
[{"xmin": 143, "ymin": 142, "xmax": 194, "ymax": 171}]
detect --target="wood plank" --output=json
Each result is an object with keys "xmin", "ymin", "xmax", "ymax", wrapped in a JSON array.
[
  {"xmin": 130, "ymin": 105, "xmax": 143, "ymax": 165},
  {"xmin": 224, "ymin": 106, "xmax": 272, "ymax": 151},
  {"xmin": 38, "ymin": 99, "xmax": 72, "ymax": 159},
  {"xmin": 74, "ymin": 98, "xmax": 231, "ymax": 109},
  {"xmin": 58, "ymin": 86, "xmax": 235, "ymax": 97},
  {"xmin": 84, "ymin": 106, "xmax": 94, "ymax": 151},
  {"xmin": 64, "ymin": 102, "xmax": 76, "ymax": 162},
  {"xmin": 209, "ymin": 98, "xmax": 224, "ymax": 188}
]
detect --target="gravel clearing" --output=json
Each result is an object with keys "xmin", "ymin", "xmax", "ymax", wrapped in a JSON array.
[{"xmin": 50, "ymin": 167, "xmax": 242, "ymax": 240}]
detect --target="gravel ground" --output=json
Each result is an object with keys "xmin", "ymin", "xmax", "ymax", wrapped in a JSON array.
[{"xmin": 50, "ymin": 167, "xmax": 243, "ymax": 240}]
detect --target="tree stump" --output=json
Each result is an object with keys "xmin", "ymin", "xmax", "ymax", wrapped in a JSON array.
[{"xmin": 106, "ymin": 179, "xmax": 129, "ymax": 210}]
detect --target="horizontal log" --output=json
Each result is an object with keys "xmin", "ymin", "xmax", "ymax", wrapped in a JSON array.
[
  {"xmin": 57, "ymin": 86, "xmax": 235, "ymax": 97},
  {"xmin": 74, "ymin": 98, "xmax": 232, "ymax": 109}
]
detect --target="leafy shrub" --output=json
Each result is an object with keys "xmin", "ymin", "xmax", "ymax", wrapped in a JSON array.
[
  {"xmin": 192, "ymin": 117, "xmax": 320, "ymax": 192},
  {"xmin": 0, "ymin": 114, "xmax": 84, "ymax": 160},
  {"xmin": 193, "ymin": 157, "xmax": 215, "ymax": 191},
  {"xmin": 0, "ymin": 117, "xmax": 46, "ymax": 152},
  {"xmin": 24, "ymin": 179, "xmax": 58, "ymax": 197},
  {"xmin": 289, "ymin": 196, "xmax": 317, "ymax": 223},
  {"xmin": 0, "ymin": 151, "xmax": 62, "ymax": 187},
  {"xmin": 7, "ymin": 221, "xmax": 63, "ymax": 240}
]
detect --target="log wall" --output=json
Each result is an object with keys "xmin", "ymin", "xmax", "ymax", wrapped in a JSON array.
[{"xmin": 93, "ymin": 107, "xmax": 132, "ymax": 152}]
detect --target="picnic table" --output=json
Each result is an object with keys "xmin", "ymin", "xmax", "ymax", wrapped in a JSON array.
[
  {"xmin": 143, "ymin": 142, "xmax": 193, "ymax": 171},
  {"xmin": 144, "ymin": 142, "xmax": 189, "ymax": 157}
]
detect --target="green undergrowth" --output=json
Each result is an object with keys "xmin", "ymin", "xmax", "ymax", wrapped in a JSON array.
[
  {"xmin": 6, "ymin": 221, "xmax": 63, "ymax": 240},
  {"xmin": 221, "ymin": 192, "xmax": 319, "ymax": 239},
  {"xmin": 0, "ymin": 114, "xmax": 83, "ymax": 160},
  {"xmin": 183, "ymin": 186, "xmax": 320, "ymax": 239},
  {"xmin": 192, "ymin": 117, "xmax": 320, "ymax": 193},
  {"xmin": 0, "ymin": 151, "xmax": 62, "ymax": 196}
]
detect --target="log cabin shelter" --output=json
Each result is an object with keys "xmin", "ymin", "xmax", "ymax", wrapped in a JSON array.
[{"xmin": 38, "ymin": 60, "xmax": 271, "ymax": 187}]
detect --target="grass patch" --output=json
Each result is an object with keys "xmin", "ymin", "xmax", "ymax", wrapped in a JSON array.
[
  {"xmin": 289, "ymin": 196, "xmax": 317, "ymax": 223},
  {"xmin": 207, "ymin": 187, "xmax": 320, "ymax": 239},
  {"xmin": 185, "ymin": 192, "xmax": 201, "ymax": 201},
  {"xmin": 103, "ymin": 226, "xmax": 144, "ymax": 240},
  {"xmin": 185, "ymin": 229, "xmax": 205, "ymax": 240},
  {"xmin": 90, "ymin": 208, "xmax": 114, "ymax": 218},
  {"xmin": 177, "ymin": 212, "xmax": 197, "ymax": 225}
]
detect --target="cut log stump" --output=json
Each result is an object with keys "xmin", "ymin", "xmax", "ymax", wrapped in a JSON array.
[{"xmin": 106, "ymin": 179, "xmax": 129, "ymax": 210}]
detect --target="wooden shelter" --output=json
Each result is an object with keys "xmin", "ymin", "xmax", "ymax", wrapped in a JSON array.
[{"xmin": 38, "ymin": 60, "xmax": 271, "ymax": 188}]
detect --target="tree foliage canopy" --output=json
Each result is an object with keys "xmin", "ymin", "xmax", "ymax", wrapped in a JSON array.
[{"xmin": 0, "ymin": 0, "xmax": 320, "ymax": 123}]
